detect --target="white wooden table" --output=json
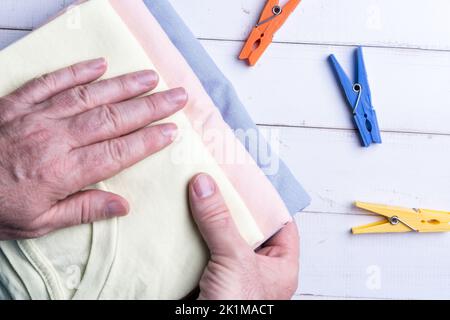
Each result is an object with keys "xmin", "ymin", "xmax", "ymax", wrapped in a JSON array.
[{"xmin": 1, "ymin": 0, "xmax": 450, "ymax": 300}]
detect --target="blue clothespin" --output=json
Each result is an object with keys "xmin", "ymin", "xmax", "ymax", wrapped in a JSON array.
[{"xmin": 328, "ymin": 47, "xmax": 382, "ymax": 147}]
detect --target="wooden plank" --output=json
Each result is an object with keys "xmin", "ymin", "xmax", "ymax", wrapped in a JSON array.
[
  {"xmin": 202, "ymin": 40, "xmax": 450, "ymax": 135},
  {"xmin": 170, "ymin": 0, "xmax": 450, "ymax": 50},
  {"xmin": 295, "ymin": 212, "xmax": 450, "ymax": 299},
  {"xmin": 0, "ymin": 0, "xmax": 71, "ymax": 29},
  {"xmin": 260, "ymin": 125, "xmax": 450, "ymax": 216},
  {"xmin": 2, "ymin": 18, "xmax": 450, "ymax": 136},
  {"xmin": 1, "ymin": 0, "xmax": 449, "ymax": 51}
]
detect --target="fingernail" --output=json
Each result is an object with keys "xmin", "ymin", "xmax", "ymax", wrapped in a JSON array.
[
  {"xmin": 136, "ymin": 70, "xmax": 158, "ymax": 87},
  {"xmin": 160, "ymin": 124, "xmax": 178, "ymax": 141},
  {"xmin": 87, "ymin": 58, "xmax": 106, "ymax": 70},
  {"xmin": 106, "ymin": 201, "xmax": 128, "ymax": 217},
  {"xmin": 166, "ymin": 87, "xmax": 188, "ymax": 106},
  {"xmin": 193, "ymin": 174, "xmax": 216, "ymax": 199}
]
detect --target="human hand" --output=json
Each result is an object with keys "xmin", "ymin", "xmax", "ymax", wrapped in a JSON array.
[
  {"xmin": 188, "ymin": 174, "xmax": 299, "ymax": 300},
  {"xmin": 0, "ymin": 58, "xmax": 187, "ymax": 240}
]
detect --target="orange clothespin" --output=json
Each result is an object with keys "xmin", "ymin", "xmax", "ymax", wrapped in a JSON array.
[
  {"xmin": 352, "ymin": 202, "xmax": 450, "ymax": 234},
  {"xmin": 239, "ymin": 0, "xmax": 301, "ymax": 66}
]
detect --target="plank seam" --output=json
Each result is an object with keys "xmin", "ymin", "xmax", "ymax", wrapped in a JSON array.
[
  {"xmin": 198, "ymin": 37, "xmax": 450, "ymax": 53},
  {"xmin": 300, "ymin": 210, "xmax": 378, "ymax": 217},
  {"xmin": 257, "ymin": 123, "xmax": 450, "ymax": 138},
  {"xmin": 1, "ymin": 29, "xmax": 449, "ymax": 54}
]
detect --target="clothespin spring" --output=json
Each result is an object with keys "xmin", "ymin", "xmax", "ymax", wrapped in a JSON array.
[
  {"xmin": 389, "ymin": 215, "xmax": 418, "ymax": 232},
  {"xmin": 256, "ymin": 5, "xmax": 282, "ymax": 27},
  {"xmin": 352, "ymin": 83, "xmax": 362, "ymax": 115}
]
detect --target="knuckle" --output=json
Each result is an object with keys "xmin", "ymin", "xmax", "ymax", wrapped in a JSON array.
[
  {"xmin": 110, "ymin": 75, "xmax": 134, "ymax": 95},
  {"xmin": 98, "ymin": 104, "xmax": 122, "ymax": 133},
  {"xmin": 106, "ymin": 139, "xmax": 128, "ymax": 164},
  {"xmin": 36, "ymin": 166, "xmax": 53, "ymax": 182},
  {"xmin": 26, "ymin": 127, "xmax": 52, "ymax": 144},
  {"xmin": 198, "ymin": 201, "xmax": 232, "ymax": 227},
  {"xmin": 144, "ymin": 96, "xmax": 158, "ymax": 117},
  {"xmin": 117, "ymin": 77, "xmax": 133, "ymax": 95},
  {"xmin": 20, "ymin": 114, "xmax": 53, "ymax": 144},
  {"xmin": 76, "ymin": 149, "xmax": 101, "ymax": 174},
  {"xmin": 11, "ymin": 129, "xmax": 62, "ymax": 184},
  {"xmin": 68, "ymin": 64, "xmax": 80, "ymax": 82},
  {"xmin": 19, "ymin": 163, "xmax": 52, "ymax": 184},
  {"xmin": 36, "ymin": 73, "xmax": 56, "ymax": 92},
  {"xmin": 78, "ymin": 197, "xmax": 93, "ymax": 225},
  {"xmin": 50, "ymin": 158, "xmax": 71, "ymax": 183},
  {"xmin": 72, "ymin": 85, "xmax": 92, "ymax": 107}
]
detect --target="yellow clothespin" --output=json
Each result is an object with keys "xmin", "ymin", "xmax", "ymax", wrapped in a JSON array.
[{"xmin": 352, "ymin": 202, "xmax": 450, "ymax": 234}]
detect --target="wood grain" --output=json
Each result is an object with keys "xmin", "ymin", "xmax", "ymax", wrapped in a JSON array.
[
  {"xmin": 200, "ymin": 40, "xmax": 450, "ymax": 134},
  {"xmin": 263, "ymin": 125, "xmax": 450, "ymax": 215},
  {"xmin": 295, "ymin": 212, "xmax": 450, "ymax": 299},
  {"xmin": 170, "ymin": 0, "xmax": 450, "ymax": 50}
]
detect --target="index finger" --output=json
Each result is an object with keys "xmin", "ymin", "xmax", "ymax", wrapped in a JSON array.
[
  {"xmin": 7, "ymin": 58, "xmax": 107, "ymax": 105},
  {"xmin": 259, "ymin": 221, "xmax": 299, "ymax": 255}
]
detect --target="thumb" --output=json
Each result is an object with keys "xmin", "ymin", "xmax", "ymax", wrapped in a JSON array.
[
  {"xmin": 42, "ymin": 190, "xmax": 129, "ymax": 231},
  {"xmin": 189, "ymin": 173, "xmax": 249, "ymax": 257}
]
